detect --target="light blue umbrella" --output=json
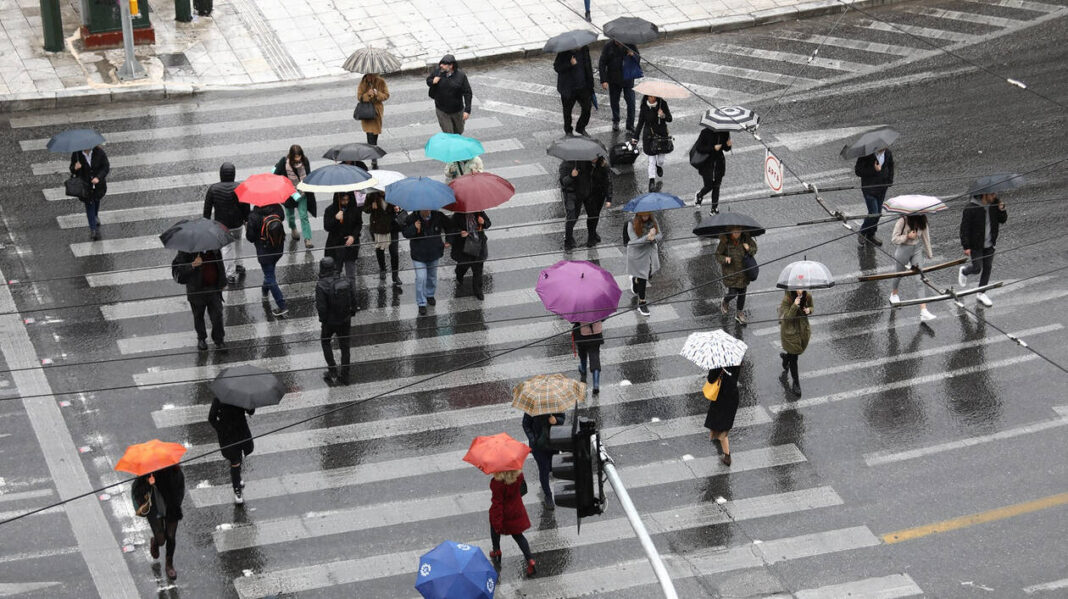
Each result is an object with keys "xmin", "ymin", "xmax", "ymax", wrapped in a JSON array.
[
  {"xmin": 47, "ymin": 129, "xmax": 105, "ymax": 153},
  {"xmin": 623, "ymin": 192, "xmax": 685, "ymax": 213},
  {"xmin": 415, "ymin": 541, "xmax": 497, "ymax": 599},
  {"xmin": 296, "ymin": 164, "xmax": 376, "ymax": 193},
  {"xmin": 386, "ymin": 177, "xmax": 455, "ymax": 211},
  {"xmin": 425, "ymin": 133, "xmax": 485, "ymax": 163}
]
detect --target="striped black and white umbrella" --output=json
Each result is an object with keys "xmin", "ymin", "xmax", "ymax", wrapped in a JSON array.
[
  {"xmin": 342, "ymin": 47, "xmax": 402, "ymax": 74},
  {"xmin": 776, "ymin": 260, "xmax": 835, "ymax": 290},
  {"xmin": 680, "ymin": 330, "xmax": 748, "ymax": 370},
  {"xmin": 700, "ymin": 106, "xmax": 759, "ymax": 132}
]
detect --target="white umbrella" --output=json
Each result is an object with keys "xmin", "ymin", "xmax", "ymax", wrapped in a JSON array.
[
  {"xmin": 700, "ymin": 106, "xmax": 759, "ymax": 131},
  {"xmin": 776, "ymin": 260, "xmax": 835, "ymax": 290},
  {"xmin": 680, "ymin": 330, "xmax": 748, "ymax": 370},
  {"xmin": 883, "ymin": 194, "xmax": 947, "ymax": 214},
  {"xmin": 368, "ymin": 169, "xmax": 406, "ymax": 190},
  {"xmin": 633, "ymin": 79, "xmax": 691, "ymax": 99}
]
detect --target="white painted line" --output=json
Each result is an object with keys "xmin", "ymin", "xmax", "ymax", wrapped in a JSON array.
[
  {"xmin": 771, "ymin": 30, "xmax": 921, "ymax": 56},
  {"xmin": 0, "ymin": 581, "xmax": 64, "ymax": 596},
  {"xmin": 0, "ymin": 546, "xmax": 80, "ymax": 565},
  {"xmin": 866, "ymin": 21, "xmax": 975, "ymax": 43},
  {"xmin": 478, "ymin": 99, "xmax": 562, "ymax": 124},
  {"xmin": 1024, "ymin": 577, "xmax": 1068, "ymax": 594},
  {"xmin": 657, "ymin": 56, "xmax": 819, "ymax": 86},
  {"xmin": 792, "ymin": 574, "xmax": 923, "ymax": 598},
  {"xmin": 707, "ymin": 41, "xmax": 874, "ymax": 72},
  {"xmin": 969, "ymin": 0, "xmax": 1065, "ymax": 14},
  {"xmin": 474, "ymin": 76, "xmax": 559, "ymax": 97},
  {"xmin": 0, "ymin": 487, "xmax": 54, "ymax": 503},
  {"xmin": 908, "ymin": 6, "xmax": 1026, "ymax": 28}
]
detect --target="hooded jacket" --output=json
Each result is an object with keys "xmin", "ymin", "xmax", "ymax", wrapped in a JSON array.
[
  {"xmin": 203, "ymin": 163, "xmax": 249, "ymax": 228},
  {"xmin": 315, "ymin": 257, "xmax": 356, "ymax": 325},
  {"xmin": 633, "ymin": 97, "xmax": 672, "ymax": 156},
  {"xmin": 960, "ymin": 197, "xmax": 1007, "ymax": 251},
  {"xmin": 426, "ymin": 55, "xmax": 473, "ymax": 115},
  {"xmin": 245, "ymin": 204, "xmax": 286, "ymax": 255},
  {"xmin": 323, "ymin": 192, "xmax": 362, "ymax": 263}
]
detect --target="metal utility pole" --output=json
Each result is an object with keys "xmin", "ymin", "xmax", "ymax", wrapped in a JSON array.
[
  {"xmin": 40, "ymin": 0, "xmax": 64, "ymax": 52},
  {"xmin": 116, "ymin": 0, "xmax": 146, "ymax": 80}
]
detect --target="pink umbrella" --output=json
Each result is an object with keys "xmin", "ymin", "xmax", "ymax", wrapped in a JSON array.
[{"xmin": 536, "ymin": 260, "xmax": 622, "ymax": 323}]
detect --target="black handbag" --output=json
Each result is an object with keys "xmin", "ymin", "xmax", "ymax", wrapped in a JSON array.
[
  {"xmin": 353, "ymin": 101, "xmax": 376, "ymax": 120},
  {"xmin": 653, "ymin": 134, "xmax": 674, "ymax": 155},
  {"xmin": 742, "ymin": 253, "xmax": 759, "ymax": 282},
  {"xmin": 65, "ymin": 175, "xmax": 89, "ymax": 200},
  {"xmin": 688, "ymin": 142, "xmax": 709, "ymax": 167},
  {"xmin": 520, "ymin": 478, "xmax": 528, "ymax": 496},
  {"xmin": 462, "ymin": 233, "xmax": 483, "ymax": 257},
  {"xmin": 392, "ymin": 209, "xmax": 410, "ymax": 230}
]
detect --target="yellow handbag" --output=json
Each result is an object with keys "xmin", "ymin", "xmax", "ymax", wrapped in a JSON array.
[{"xmin": 703, "ymin": 375, "xmax": 722, "ymax": 402}]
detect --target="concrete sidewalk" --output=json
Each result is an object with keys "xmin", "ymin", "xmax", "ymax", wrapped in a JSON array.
[{"xmin": 0, "ymin": 0, "xmax": 869, "ymax": 111}]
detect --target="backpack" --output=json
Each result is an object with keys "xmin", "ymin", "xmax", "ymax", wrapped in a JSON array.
[
  {"xmin": 329, "ymin": 276, "xmax": 354, "ymax": 318},
  {"xmin": 260, "ymin": 214, "xmax": 285, "ymax": 249}
]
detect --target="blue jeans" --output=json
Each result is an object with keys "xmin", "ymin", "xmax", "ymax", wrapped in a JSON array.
[
  {"xmin": 258, "ymin": 250, "xmax": 286, "ymax": 309},
  {"xmin": 412, "ymin": 259, "xmax": 438, "ymax": 306},
  {"xmin": 583, "ymin": 0, "xmax": 590, "ymax": 10},
  {"xmin": 608, "ymin": 81, "xmax": 635, "ymax": 130},
  {"xmin": 532, "ymin": 449, "xmax": 553, "ymax": 498},
  {"xmin": 84, "ymin": 199, "xmax": 100, "ymax": 231},
  {"xmin": 860, "ymin": 189, "xmax": 885, "ymax": 237}
]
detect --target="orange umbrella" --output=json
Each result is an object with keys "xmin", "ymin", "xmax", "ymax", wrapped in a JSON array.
[
  {"xmin": 462, "ymin": 433, "xmax": 531, "ymax": 474},
  {"xmin": 115, "ymin": 439, "xmax": 187, "ymax": 476}
]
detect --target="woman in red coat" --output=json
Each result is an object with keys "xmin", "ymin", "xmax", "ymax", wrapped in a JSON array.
[{"xmin": 488, "ymin": 469, "xmax": 536, "ymax": 576}]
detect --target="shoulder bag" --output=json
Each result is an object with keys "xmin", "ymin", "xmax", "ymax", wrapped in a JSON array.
[
  {"xmin": 354, "ymin": 101, "xmax": 376, "ymax": 120},
  {"xmin": 703, "ymin": 373, "xmax": 722, "ymax": 402},
  {"xmin": 65, "ymin": 175, "xmax": 89, "ymax": 200},
  {"xmin": 653, "ymin": 134, "xmax": 674, "ymax": 155},
  {"xmin": 519, "ymin": 478, "xmax": 528, "ymax": 496},
  {"xmin": 622, "ymin": 54, "xmax": 643, "ymax": 80},
  {"xmin": 688, "ymin": 141, "xmax": 709, "ymax": 167},
  {"xmin": 742, "ymin": 253, "xmax": 759, "ymax": 282},
  {"xmin": 462, "ymin": 233, "xmax": 483, "ymax": 257}
]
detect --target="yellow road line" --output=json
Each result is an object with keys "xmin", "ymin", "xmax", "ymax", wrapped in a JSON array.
[{"xmin": 882, "ymin": 491, "xmax": 1068, "ymax": 544}]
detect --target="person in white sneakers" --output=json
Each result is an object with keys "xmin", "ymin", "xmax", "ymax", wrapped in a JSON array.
[
  {"xmin": 889, "ymin": 213, "xmax": 935, "ymax": 321},
  {"xmin": 958, "ymin": 192, "xmax": 1007, "ymax": 307}
]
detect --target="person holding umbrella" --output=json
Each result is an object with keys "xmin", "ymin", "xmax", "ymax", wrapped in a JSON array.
[
  {"xmin": 316, "ymin": 257, "xmax": 356, "ymax": 385},
  {"xmin": 959, "ymin": 182, "xmax": 1010, "ymax": 307},
  {"xmin": 598, "ymin": 40, "xmax": 639, "ymax": 134},
  {"xmin": 246, "ymin": 200, "xmax": 289, "ymax": 318},
  {"xmin": 403, "ymin": 207, "xmax": 451, "ymax": 315},
  {"xmin": 680, "ymin": 330, "xmax": 746, "ymax": 466},
  {"xmin": 522, "ymin": 411, "xmax": 565, "ymax": 510},
  {"xmin": 842, "ymin": 128, "xmax": 899, "ymax": 246},
  {"xmin": 273, "ymin": 144, "xmax": 317, "ymax": 248},
  {"xmin": 716, "ymin": 227, "xmax": 758, "ymax": 325},
  {"xmin": 324, "ymin": 191, "xmax": 363, "ymax": 288},
  {"xmin": 775, "ymin": 260, "xmax": 832, "ymax": 398},
  {"xmin": 632, "ymin": 93, "xmax": 673, "ymax": 192},
  {"xmin": 586, "ymin": 156, "xmax": 613, "ymax": 247},
  {"xmin": 119, "ymin": 439, "xmax": 187, "ymax": 581},
  {"xmin": 536, "ymin": 260, "xmax": 622, "ymax": 381},
  {"xmin": 553, "ymin": 43, "xmax": 594, "ymax": 137},
  {"xmin": 559, "ymin": 159, "xmax": 593, "ymax": 250},
  {"xmin": 363, "ymin": 189, "xmax": 404, "ymax": 288},
  {"xmin": 202, "ymin": 162, "xmax": 249, "ymax": 284},
  {"xmin": 171, "ymin": 247, "xmax": 227, "ymax": 350},
  {"xmin": 356, "ymin": 73, "xmax": 390, "ymax": 169},
  {"xmin": 426, "ymin": 55, "xmax": 473, "ymax": 134},
  {"xmin": 692, "ymin": 128, "xmax": 731, "ymax": 213},
  {"xmin": 573, "ymin": 320, "xmax": 604, "ymax": 393},
  {"xmin": 207, "ymin": 396, "xmax": 254, "ymax": 505},
  {"xmin": 444, "ymin": 155, "xmax": 484, "ymax": 182},
  {"xmin": 627, "ymin": 211, "xmax": 662, "ymax": 317},
  {"xmin": 513, "ymin": 373, "xmax": 584, "ymax": 508},
  {"xmin": 890, "ymin": 213, "xmax": 936, "ymax": 321},
  {"xmin": 447, "ymin": 210, "xmax": 491, "ymax": 300},
  {"xmin": 69, "ymin": 143, "xmax": 110, "ymax": 241}
]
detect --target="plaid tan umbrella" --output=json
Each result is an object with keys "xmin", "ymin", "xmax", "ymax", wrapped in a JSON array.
[{"xmin": 511, "ymin": 374, "xmax": 586, "ymax": 415}]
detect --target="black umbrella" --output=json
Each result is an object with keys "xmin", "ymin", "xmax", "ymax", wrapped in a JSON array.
[
  {"xmin": 546, "ymin": 136, "xmax": 608, "ymax": 161},
  {"xmin": 159, "ymin": 218, "xmax": 233, "ymax": 253},
  {"xmin": 47, "ymin": 129, "xmax": 105, "ymax": 153},
  {"xmin": 603, "ymin": 17, "xmax": 659, "ymax": 44},
  {"xmin": 693, "ymin": 212, "xmax": 766, "ymax": 237},
  {"xmin": 210, "ymin": 365, "xmax": 286, "ymax": 410},
  {"xmin": 543, "ymin": 29, "xmax": 598, "ymax": 53},
  {"xmin": 839, "ymin": 127, "xmax": 899, "ymax": 160},
  {"xmin": 323, "ymin": 143, "xmax": 387, "ymax": 162},
  {"xmin": 967, "ymin": 173, "xmax": 1023, "ymax": 196}
]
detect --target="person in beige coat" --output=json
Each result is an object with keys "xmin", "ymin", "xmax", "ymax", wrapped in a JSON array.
[
  {"xmin": 444, "ymin": 156, "xmax": 484, "ymax": 182},
  {"xmin": 357, "ymin": 73, "xmax": 390, "ymax": 169},
  {"xmin": 889, "ymin": 214, "xmax": 935, "ymax": 321}
]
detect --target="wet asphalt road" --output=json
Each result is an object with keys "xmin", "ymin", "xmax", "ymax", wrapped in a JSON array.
[{"xmin": 0, "ymin": 1, "xmax": 1067, "ymax": 597}]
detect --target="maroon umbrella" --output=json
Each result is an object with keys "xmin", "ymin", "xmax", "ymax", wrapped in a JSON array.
[{"xmin": 444, "ymin": 172, "xmax": 515, "ymax": 213}]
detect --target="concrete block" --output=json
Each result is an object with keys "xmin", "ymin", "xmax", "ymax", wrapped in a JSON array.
[
  {"xmin": 109, "ymin": 84, "xmax": 168, "ymax": 104},
  {"xmin": 54, "ymin": 86, "xmax": 109, "ymax": 107},
  {"xmin": 0, "ymin": 91, "xmax": 56, "ymax": 112},
  {"xmin": 795, "ymin": 0, "xmax": 848, "ymax": 18},
  {"xmin": 708, "ymin": 14, "xmax": 757, "ymax": 32},
  {"xmin": 752, "ymin": 6, "xmax": 800, "ymax": 25}
]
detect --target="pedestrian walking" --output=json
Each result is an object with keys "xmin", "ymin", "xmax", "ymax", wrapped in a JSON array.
[
  {"xmin": 854, "ymin": 147, "xmax": 894, "ymax": 245},
  {"xmin": 554, "ymin": 45, "xmax": 594, "ymax": 136},
  {"xmin": 444, "ymin": 155, "xmax": 484, "ymax": 182},
  {"xmin": 692, "ymin": 128, "xmax": 731, "ymax": 213},
  {"xmin": 207, "ymin": 397, "xmax": 254, "ymax": 504},
  {"xmin": 402, "ymin": 209, "xmax": 450, "ymax": 315},
  {"xmin": 171, "ymin": 249, "xmax": 226, "ymax": 350},
  {"xmin": 632, "ymin": 95, "xmax": 673, "ymax": 192},
  {"xmin": 958, "ymin": 192, "xmax": 1008, "ymax": 307},
  {"xmin": 246, "ymin": 203, "xmax": 289, "ymax": 317},
  {"xmin": 323, "ymin": 191, "xmax": 362, "ymax": 290},
  {"xmin": 363, "ymin": 190, "xmax": 403, "ymax": 287},
  {"xmin": 194, "ymin": 0, "xmax": 212, "ymax": 16},
  {"xmin": 778, "ymin": 291, "xmax": 812, "ymax": 397},
  {"xmin": 132, "ymin": 465, "xmax": 184, "ymax": 580},
  {"xmin": 582, "ymin": 0, "xmax": 591, "ymax": 21},
  {"xmin": 356, "ymin": 73, "xmax": 390, "ymax": 169},
  {"xmin": 626, "ymin": 212, "xmax": 662, "ymax": 317},
  {"xmin": 585, "ymin": 156, "xmax": 612, "ymax": 247},
  {"xmin": 426, "ymin": 54, "xmax": 473, "ymax": 134},
  {"xmin": 69, "ymin": 144, "xmax": 109, "ymax": 240},
  {"xmin": 522, "ymin": 412, "xmax": 564, "ymax": 509},
  {"xmin": 598, "ymin": 40, "xmax": 639, "ymax": 134},
  {"xmin": 716, "ymin": 227, "xmax": 757, "ymax": 324},
  {"xmin": 572, "ymin": 320, "xmax": 604, "ymax": 393},
  {"xmin": 704, "ymin": 365, "xmax": 741, "ymax": 466},
  {"xmin": 448, "ymin": 210, "xmax": 491, "ymax": 300},
  {"xmin": 273, "ymin": 145, "xmax": 317, "ymax": 249},
  {"xmin": 890, "ymin": 214, "xmax": 936, "ymax": 320},
  {"xmin": 202, "ymin": 162, "xmax": 249, "ymax": 283},
  {"xmin": 487, "ymin": 469, "xmax": 537, "ymax": 576},
  {"xmin": 559, "ymin": 159, "xmax": 593, "ymax": 250},
  {"xmin": 315, "ymin": 257, "xmax": 356, "ymax": 385}
]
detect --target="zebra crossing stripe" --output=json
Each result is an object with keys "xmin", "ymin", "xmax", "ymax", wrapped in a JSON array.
[
  {"xmin": 907, "ymin": 6, "xmax": 1027, "ymax": 28},
  {"xmin": 866, "ymin": 21, "xmax": 975, "ymax": 43},
  {"xmin": 790, "ymin": 574, "xmax": 923, "ymax": 599},
  {"xmin": 771, "ymin": 31, "xmax": 920, "ymax": 56},
  {"xmin": 969, "ymin": 0, "xmax": 1065, "ymax": 13},
  {"xmin": 706, "ymin": 41, "xmax": 874, "ymax": 72},
  {"xmin": 656, "ymin": 55, "xmax": 820, "ymax": 86}
]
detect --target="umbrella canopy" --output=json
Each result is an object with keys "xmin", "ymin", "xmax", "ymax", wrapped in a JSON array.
[
  {"xmin": 236, "ymin": 173, "xmax": 297, "ymax": 207},
  {"xmin": 209, "ymin": 365, "xmax": 286, "ymax": 410},
  {"xmin": 425, "ymin": 133, "xmax": 485, "ymax": 163},
  {"xmin": 512, "ymin": 374, "xmax": 587, "ymax": 416},
  {"xmin": 633, "ymin": 79, "xmax": 690, "ymax": 99},
  {"xmin": 368, "ymin": 169, "xmax": 406, "ymax": 191},
  {"xmin": 680, "ymin": 330, "xmax": 748, "ymax": 370},
  {"xmin": 543, "ymin": 29, "xmax": 598, "ymax": 53},
  {"xmin": 776, "ymin": 260, "xmax": 835, "ymax": 290},
  {"xmin": 342, "ymin": 47, "xmax": 402, "ymax": 74},
  {"xmin": 603, "ymin": 16, "xmax": 659, "ymax": 44},
  {"xmin": 968, "ymin": 173, "xmax": 1023, "ymax": 196},
  {"xmin": 159, "ymin": 218, "xmax": 233, "ymax": 253},
  {"xmin": 415, "ymin": 541, "xmax": 497, "ymax": 599},
  {"xmin": 46, "ymin": 129, "xmax": 105, "ymax": 153},
  {"xmin": 546, "ymin": 136, "xmax": 608, "ymax": 161},
  {"xmin": 115, "ymin": 439, "xmax": 187, "ymax": 476},
  {"xmin": 322, "ymin": 143, "xmax": 387, "ymax": 162},
  {"xmin": 883, "ymin": 194, "xmax": 947, "ymax": 214},
  {"xmin": 693, "ymin": 212, "xmax": 766, "ymax": 237},
  {"xmin": 386, "ymin": 177, "xmax": 456, "ymax": 211},
  {"xmin": 536, "ymin": 260, "xmax": 622, "ymax": 323},
  {"xmin": 462, "ymin": 433, "xmax": 531, "ymax": 474},
  {"xmin": 622, "ymin": 192, "xmax": 685, "ymax": 213},
  {"xmin": 297, "ymin": 164, "xmax": 376, "ymax": 193},
  {"xmin": 839, "ymin": 127, "xmax": 899, "ymax": 160},
  {"xmin": 445, "ymin": 172, "xmax": 515, "ymax": 212},
  {"xmin": 700, "ymin": 106, "xmax": 759, "ymax": 131}
]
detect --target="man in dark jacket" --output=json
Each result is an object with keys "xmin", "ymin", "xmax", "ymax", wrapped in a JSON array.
[
  {"xmin": 246, "ymin": 204, "xmax": 289, "ymax": 317},
  {"xmin": 172, "ymin": 249, "xmax": 227, "ymax": 350},
  {"xmin": 426, "ymin": 54, "xmax": 473, "ymax": 134},
  {"xmin": 958, "ymin": 193, "xmax": 1008, "ymax": 306},
  {"xmin": 586, "ymin": 156, "xmax": 613, "ymax": 247},
  {"xmin": 315, "ymin": 257, "xmax": 356, "ymax": 385},
  {"xmin": 560, "ymin": 160, "xmax": 594, "ymax": 250},
  {"xmin": 402, "ymin": 210, "xmax": 449, "ymax": 315},
  {"xmin": 554, "ymin": 46, "xmax": 594, "ymax": 136},
  {"xmin": 854, "ymin": 148, "xmax": 894, "ymax": 245},
  {"xmin": 598, "ymin": 40, "xmax": 639, "ymax": 134},
  {"xmin": 323, "ymin": 191, "xmax": 362, "ymax": 290},
  {"xmin": 203, "ymin": 162, "xmax": 248, "ymax": 283},
  {"xmin": 69, "ymin": 146, "xmax": 110, "ymax": 240},
  {"xmin": 522, "ymin": 412, "xmax": 565, "ymax": 509}
]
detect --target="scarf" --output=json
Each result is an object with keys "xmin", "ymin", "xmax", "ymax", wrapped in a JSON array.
[
  {"xmin": 466, "ymin": 213, "xmax": 480, "ymax": 240},
  {"xmin": 284, "ymin": 159, "xmax": 306, "ymax": 186}
]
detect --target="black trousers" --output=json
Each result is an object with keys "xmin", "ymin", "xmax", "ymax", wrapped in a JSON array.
[
  {"xmin": 561, "ymin": 90, "xmax": 592, "ymax": 134},
  {"xmin": 321, "ymin": 322, "xmax": 351, "ymax": 375},
  {"xmin": 189, "ymin": 293, "xmax": 224, "ymax": 343},
  {"xmin": 724, "ymin": 287, "xmax": 747, "ymax": 310},
  {"xmin": 962, "ymin": 246, "xmax": 995, "ymax": 286},
  {"xmin": 584, "ymin": 197, "xmax": 605, "ymax": 239},
  {"xmin": 455, "ymin": 260, "xmax": 484, "ymax": 292},
  {"xmin": 633, "ymin": 277, "xmax": 648, "ymax": 301},
  {"xmin": 578, "ymin": 344, "xmax": 601, "ymax": 371},
  {"xmin": 148, "ymin": 517, "xmax": 179, "ymax": 561},
  {"xmin": 366, "ymin": 132, "xmax": 379, "ymax": 145},
  {"xmin": 698, "ymin": 171, "xmax": 722, "ymax": 210},
  {"xmin": 783, "ymin": 352, "xmax": 799, "ymax": 383},
  {"xmin": 491, "ymin": 529, "xmax": 533, "ymax": 560},
  {"xmin": 565, "ymin": 200, "xmax": 584, "ymax": 242}
]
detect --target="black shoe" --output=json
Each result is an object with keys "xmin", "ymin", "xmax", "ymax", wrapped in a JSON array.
[
  {"xmin": 579, "ymin": 371, "xmax": 587, "ymax": 383},
  {"xmin": 371, "ymin": 160, "xmax": 378, "ymax": 170},
  {"xmin": 612, "ymin": 122, "xmax": 620, "ymax": 132},
  {"xmin": 584, "ymin": 10, "xmax": 591, "ymax": 21},
  {"xmin": 564, "ymin": 128, "xmax": 573, "ymax": 137},
  {"xmin": 418, "ymin": 305, "xmax": 427, "ymax": 315},
  {"xmin": 626, "ymin": 127, "xmax": 636, "ymax": 137},
  {"xmin": 379, "ymin": 270, "xmax": 387, "ymax": 280},
  {"xmin": 656, "ymin": 166, "xmax": 663, "ymax": 177},
  {"xmin": 648, "ymin": 178, "xmax": 656, "ymax": 192},
  {"xmin": 90, "ymin": 229, "xmax": 100, "ymax": 241},
  {"xmin": 779, "ymin": 352, "xmax": 788, "ymax": 371},
  {"xmin": 455, "ymin": 271, "xmax": 465, "ymax": 285},
  {"xmin": 575, "ymin": 128, "xmax": 588, "ymax": 137},
  {"xmin": 235, "ymin": 265, "xmax": 246, "ymax": 275},
  {"xmin": 338, "ymin": 375, "xmax": 350, "ymax": 386},
  {"xmin": 426, "ymin": 296, "xmax": 436, "ymax": 306},
  {"xmin": 695, "ymin": 191, "xmax": 703, "ymax": 206},
  {"xmin": 591, "ymin": 232, "xmax": 601, "ymax": 243},
  {"xmin": 653, "ymin": 180, "xmax": 664, "ymax": 193},
  {"xmin": 720, "ymin": 453, "xmax": 732, "ymax": 467},
  {"xmin": 323, "ymin": 371, "xmax": 337, "ymax": 385},
  {"xmin": 474, "ymin": 291, "xmax": 484, "ymax": 300},
  {"xmin": 197, "ymin": 339, "xmax": 208, "ymax": 351},
  {"xmin": 392, "ymin": 273, "xmax": 402, "ymax": 287},
  {"xmin": 791, "ymin": 381, "xmax": 802, "ymax": 396},
  {"xmin": 870, "ymin": 236, "xmax": 883, "ymax": 246},
  {"xmin": 564, "ymin": 238, "xmax": 576, "ymax": 251},
  {"xmin": 226, "ymin": 275, "xmax": 239, "ymax": 285},
  {"xmin": 214, "ymin": 340, "xmax": 226, "ymax": 351}
]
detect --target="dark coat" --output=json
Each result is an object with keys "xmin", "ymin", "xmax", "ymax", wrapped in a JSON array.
[
  {"xmin": 363, "ymin": 193, "xmax": 400, "ymax": 235},
  {"xmin": 523, "ymin": 412, "xmax": 565, "ymax": 452},
  {"xmin": 598, "ymin": 41, "xmax": 638, "ymax": 87},
  {"xmin": 172, "ymin": 250, "xmax": 227, "ymax": 300},
  {"xmin": 960, "ymin": 199, "xmax": 1007, "ymax": 251},
  {"xmin": 854, "ymin": 150, "xmax": 894, "ymax": 194},
  {"xmin": 559, "ymin": 160, "xmax": 593, "ymax": 209},
  {"xmin": 715, "ymin": 234, "xmax": 757, "ymax": 289},
  {"xmin": 246, "ymin": 204, "xmax": 286, "ymax": 255},
  {"xmin": 315, "ymin": 258, "xmax": 356, "ymax": 325},
  {"xmin": 779, "ymin": 292, "xmax": 813, "ymax": 355},
  {"xmin": 554, "ymin": 47, "xmax": 594, "ymax": 96},
  {"xmin": 633, "ymin": 98, "xmax": 672, "ymax": 156},
  {"xmin": 694, "ymin": 129, "xmax": 731, "ymax": 180},
  {"xmin": 208, "ymin": 397, "xmax": 254, "ymax": 463},
  {"xmin": 272, "ymin": 156, "xmax": 318, "ymax": 217},
  {"xmin": 69, "ymin": 147, "xmax": 110, "ymax": 201},
  {"xmin": 489, "ymin": 473, "xmax": 531, "ymax": 535},
  {"xmin": 588, "ymin": 160, "xmax": 612, "ymax": 210},
  {"xmin": 323, "ymin": 193, "xmax": 362, "ymax": 263},
  {"xmin": 447, "ymin": 211, "xmax": 491, "ymax": 262},
  {"xmin": 132, "ymin": 465, "xmax": 185, "ymax": 522},
  {"xmin": 203, "ymin": 163, "xmax": 248, "ymax": 228},
  {"xmin": 704, "ymin": 365, "xmax": 741, "ymax": 432},
  {"xmin": 571, "ymin": 321, "xmax": 604, "ymax": 349},
  {"xmin": 426, "ymin": 67, "xmax": 473, "ymax": 115},
  {"xmin": 402, "ymin": 211, "xmax": 448, "ymax": 263}
]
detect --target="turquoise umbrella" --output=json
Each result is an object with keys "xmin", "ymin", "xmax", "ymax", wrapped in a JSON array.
[{"xmin": 425, "ymin": 133, "xmax": 485, "ymax": 163}]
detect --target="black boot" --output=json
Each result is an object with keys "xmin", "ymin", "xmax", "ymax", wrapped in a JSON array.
[
  {"xmin": 376, "ymin": 249, "xmax": 386, "ymax": 272},
  {"xmin": 648, "ymin": 178, "xmax": 656, "ymax": 192}
]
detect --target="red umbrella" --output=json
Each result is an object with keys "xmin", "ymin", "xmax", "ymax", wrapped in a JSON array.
[
  {"xmin": 462, "ymin": 433, "xmax": 531, "ymax": 474},
  {"xmin": 115, "ymin": 439, "xmax": 187, "ymax": 476},
  {"xmin": 444, "ymin": 172, "xmax": 515, "ymax": 212},
  {"xmin": 236, "ymin": 173, "xmax": 296, "ymax": 207}
]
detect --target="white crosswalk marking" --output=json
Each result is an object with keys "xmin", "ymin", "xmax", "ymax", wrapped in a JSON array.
[
  {"xmin": 907, "ymin": 6, "xmax": 1027, "ymax": 28},
  {"xmin": 657, "ymin": 55, "xmax": 821, "ymax": 86},
  {"xmin": 866, "ymin": 21, "xmax": 976, "ymax": 43},
  {"xmin": 969, "ymin": 0, "xmax": 1064, "ymax": 13},
  {"xmin": 771, "ymin": 30, "xmax": 921, "ymax": 56},
  {"xmin": 706, "ymin": 41, "xmax": 875, "ymax": 72}
]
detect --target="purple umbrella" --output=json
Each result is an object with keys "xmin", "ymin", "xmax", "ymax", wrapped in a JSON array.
[{"xmin": 536, "ymin": 260, "xmax": 622, "ymax": 323}]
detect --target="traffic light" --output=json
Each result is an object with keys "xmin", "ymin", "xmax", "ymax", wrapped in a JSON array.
[{"xmin": 549, "ymin": 417, "xmax": 604, "ymax": 522}]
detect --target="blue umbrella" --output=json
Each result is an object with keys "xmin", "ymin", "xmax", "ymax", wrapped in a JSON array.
[
  {"xmin": 425, "ymin": 133, "xmax": 485, "ymax": 163},
  {"xmin": 415, "ymin": 541, "xmax": 497, "ymax": 599},
  {"xmin": 46, "ymin": 129, "xmax": 105, "ymax": 153},
  {"xmin": 296, "ymin": 164, "xmax": 376, "ymax": 193},
  {"xmin": 623, "ymin": 192, "xmax": 685, "ymax": 213},
  {"xmin": 386, "ymin": 177, "xmax": 455, "ymax": 211}
]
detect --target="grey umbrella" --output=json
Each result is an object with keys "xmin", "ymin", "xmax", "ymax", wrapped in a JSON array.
[
  {"xmin": 323, "ymin": 143, "xmax": 387, "ymax": 162},
  {"xmin": 543, "ymin": 29, "xmax": 598, "ymax": 53},
  {"xmin": 968, "ymin": 173, "xmax": 1023, "ymax": 196},
  {"xmin": 546, "ymin": 136, "xmax": 608, "ymax": 161},
  {"xmin": 839, "ymin": 127, "xmax": 899, "ymax": 160},
  {"xmin": 210, "ymin": 365, "xmax": 286, "ymax": 410},
  {"xmin": 603, "ymin": 17, "xmax": 659, "ymax": 44},
  {"xmin": 159, "ymin": 218, "xmax": 233, "ymax": 253},
  {"xmin": 693, "ymin": 212, "xmax": 766, "ymax": 237},
  {"xmin": 342, "ymin": 47, "xmax": 402, "ymax": 74},
  {"xmin": 776, "ymin": 260, "xmax": 835, "ymax": 290},
  {"xmin": 47, "ymin": 129, "xmax": 105, "ymax": 153}
]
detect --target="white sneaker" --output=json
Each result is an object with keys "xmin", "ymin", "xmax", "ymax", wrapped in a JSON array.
[
  {"xmin": 234, "ymin": 489, "xmax": 244, "ymax": 505},
  {"xmin": 889, "ymin": 293, "xmax": 900, "ymax": 305},
  {"xmin": 920, "ymin": 308, "xmax": 936, "ymax": 322},
  {"xmin": 976, "ymin": 292, "xmax": 993, "ymax": 307},
  {"xmin": 958, "ymin": 267, "xmax": 968, "ymax": 287}
]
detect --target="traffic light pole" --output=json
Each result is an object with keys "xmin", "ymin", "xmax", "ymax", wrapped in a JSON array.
[
  {"xmin": 599, "ymin": 442, "xmax": 679, "ymax": 599},
  {"xmin": 116, "ymin": 0, "xmax": 146, "ymax": 80}
]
